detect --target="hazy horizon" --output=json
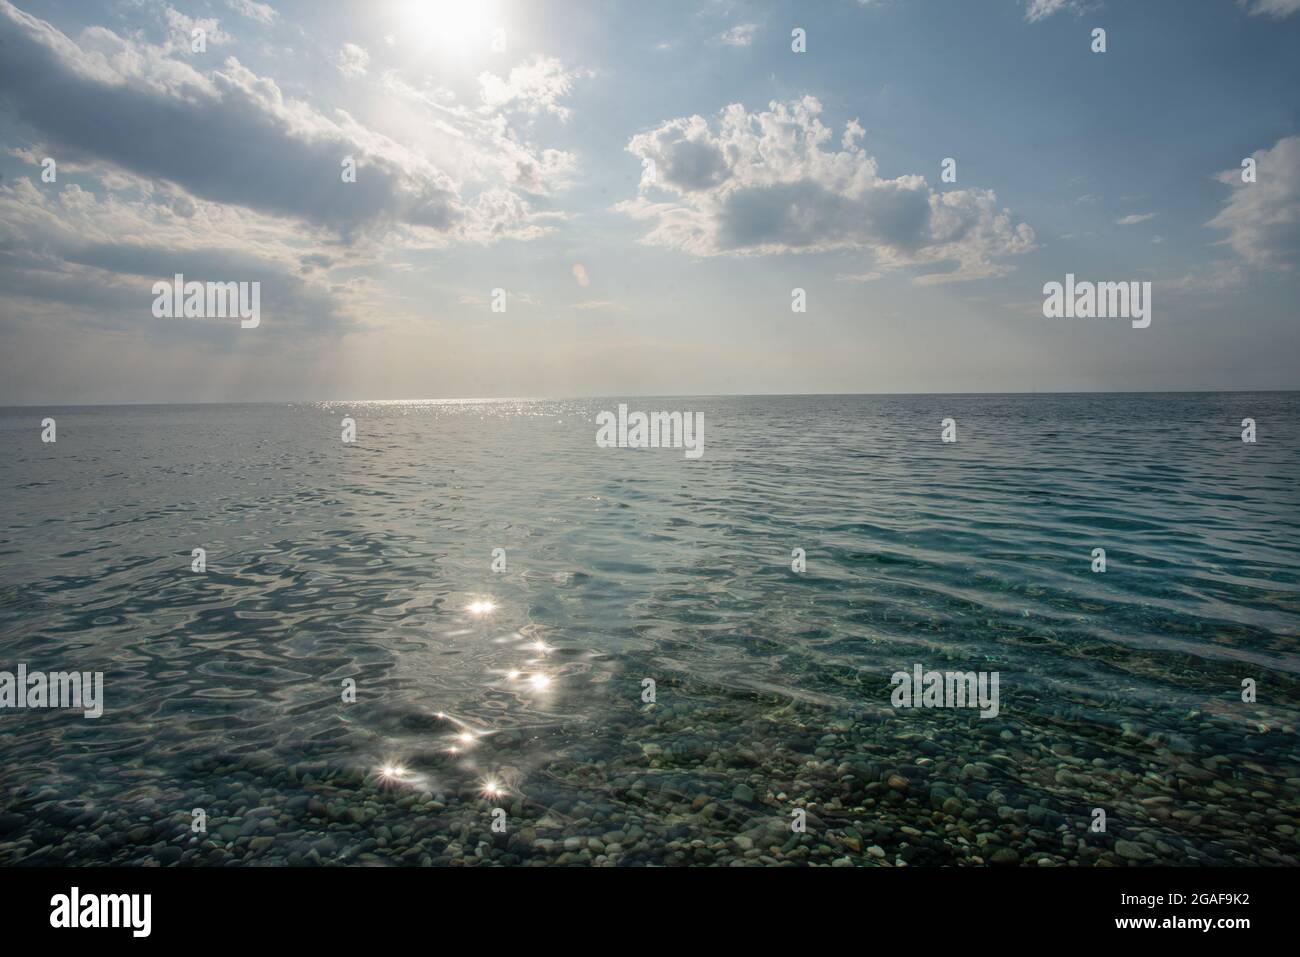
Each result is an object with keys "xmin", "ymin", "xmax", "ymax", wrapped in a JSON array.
[{"xmin": 4, "ymin": 385, "xmax": 1300, "ymax": 410}]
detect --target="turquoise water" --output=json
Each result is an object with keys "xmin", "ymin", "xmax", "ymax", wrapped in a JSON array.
[{"xmin": 1, "ymin": 394, "xmax": 1297, "ymax": 866}]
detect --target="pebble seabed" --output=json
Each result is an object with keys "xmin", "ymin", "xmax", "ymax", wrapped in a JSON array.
[{"xmin": 2, "ymin": 674, "xmax": 1298, "ymax": 867}]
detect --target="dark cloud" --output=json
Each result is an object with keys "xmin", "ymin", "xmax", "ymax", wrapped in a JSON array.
[{"xmin": 0, "ymin": 1, "xmax": 460, "ymax": 239}]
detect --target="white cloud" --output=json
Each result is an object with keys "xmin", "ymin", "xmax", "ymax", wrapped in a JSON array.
[
  {"xmin": 1023, "ymin": 0, "xmax": 1086, "ymax": 22},
  {"xmin": 478, "ymin": 56, "xmax": 592, "ymax": 121},
  {"xmin": 1163, "ymin": 262, "xmax": 1248, "ymax": 292},
  {"xmin": 334, "ymin": 42, "xmax": 369, "ymax": 78},
  {"xmin": 718, "ymin": 23, "xmax": 759, "ymax": 46},
  {"xmin": 379, "ymin": 69, "xmax": 581, "ymax": 201},
  {"xmin": 1116, "ymin": 212, "xmax": 1156, "ymax": 225},
  {"xmin": 161, "ymin": 7, "xmax": 231, "ymax": 53},
  {"xmin": 573, "ymin": 300, "xmax": 627, "ymax": 311},
  {"xmin": 615, "ymin": 96, "xmax": 1035, "ymax": 283},
  {"xmin": 1206, "ymin": 135, "xmax": 1300, "ymax": 269},
  {"xmin": 458, "ymin": 290, "xmax": 541, "ymax": 307},
  {"xmin": 225, "ymin": 0, "xmax": 277, "ymax": 25},
  {"xmin": 1238, "ymin": 0, "xmax": 1300, "ymax": 18},
  {"xmin": 572, "ymin": 263, "xmax": 590, "ymax": 286}
]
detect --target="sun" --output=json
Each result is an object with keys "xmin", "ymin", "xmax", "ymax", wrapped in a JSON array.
[{"xmin": 400, "ymin": 0, "xmax": 494, "ymax": 52}]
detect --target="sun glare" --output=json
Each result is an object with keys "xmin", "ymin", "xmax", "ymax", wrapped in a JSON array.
[{"xmin": 401, "ymin": 0, "xmax": 494, "ymax": 53}]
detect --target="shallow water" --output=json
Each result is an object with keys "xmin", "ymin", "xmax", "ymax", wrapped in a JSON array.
[{"xmin": 1, "ymin": 393, "xmax": 1298, "ymax": 866}]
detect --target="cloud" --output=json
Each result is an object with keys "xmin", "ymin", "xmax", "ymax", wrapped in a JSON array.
[
  {"xmin": 0, "ymin": 176, "xmax": 354, "ymax": 338},
  {"xmin": 1206, "ymin": 135, "xmax": 1300, "ymax": 270},
  {"xmin": 458, "ymin": 290, "xmax": 541, "ymax": 307},
  {"xmin": 1116, "ymin": 212, "xmax": 1156, "ymax": 225},
  {"xmin": 333, "ymin": 42, "xmax": 369, "ymax": 78},
  {"xmin": 161, "ymin": 6, "xmax": 232, "ymax": 53},
  {"xmin": 615, "ymin": 96, "xmax": 1035, "ymax": 282},
  {"xmin": 225, "ymin": 0, "xmax": 278, "ymax": 25},
  {"xmin": 0, "ymin": 2, "xmax": 577, "ymax": 246},
  {"xmin": 1238, "ymin": 0, "xmax": 1300, "ymax": 18},
  {"xmin": 718, "ymin": 24, "xmax": 759, "ymax": 46},
  {"xmin": 572, "ymin": 263, "xmax": 589, "ymax": 286},
  {"xmin": 573, "ymin": 300, "xmax": 627, "ymax": 311},
  {"xmin": 378, "ymin": 70, "xmax": 579, "ymax": 199},
  {"xmin": 1163, "ymin": 262, "xmax": 1249, "ymax": 292},
  {"xmin": 478, "ymin": 56, "xmax": 592, "ymax": 121},
  {"xmin": 1023, "ymin": 0, "xmax": 1086, "ymax": 22},
  {"xmin": 0, "ymin": 0, "xmax": 588, "ymax": 346}
]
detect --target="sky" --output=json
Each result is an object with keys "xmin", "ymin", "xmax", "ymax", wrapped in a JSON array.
[{"xmin": 0, "ymin": 0, "xmax": 1297, "ymax": 404}]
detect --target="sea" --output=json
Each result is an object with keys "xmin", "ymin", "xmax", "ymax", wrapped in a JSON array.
[{"xmin": 1, "ymin": 393, "xmax": 1297, "ymax": 866}]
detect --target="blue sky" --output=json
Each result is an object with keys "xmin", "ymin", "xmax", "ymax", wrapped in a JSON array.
[{"xmin": 0, "ymin": 0, "xmax": 1297, "ymax": 403}]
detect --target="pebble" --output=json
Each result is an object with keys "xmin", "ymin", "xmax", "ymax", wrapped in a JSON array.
[{"xmin": 1114, "ymin": 840, "xmax": 1148, "ymax": 861}]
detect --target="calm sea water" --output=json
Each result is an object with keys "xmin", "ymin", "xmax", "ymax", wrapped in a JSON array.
[{"xmin": 1, "ymin": 394, "xmax": 1298, "ymax": 866}]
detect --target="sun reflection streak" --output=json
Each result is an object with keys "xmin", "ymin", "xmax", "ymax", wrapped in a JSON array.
[{"xmin": 466, "ymin": 600, "xmax": 496, "ymax": 616}]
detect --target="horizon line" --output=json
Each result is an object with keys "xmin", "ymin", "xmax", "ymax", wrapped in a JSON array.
[{"xmin": 3, "ymin": 388, "xmax": 1298, "ymax": 409}]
